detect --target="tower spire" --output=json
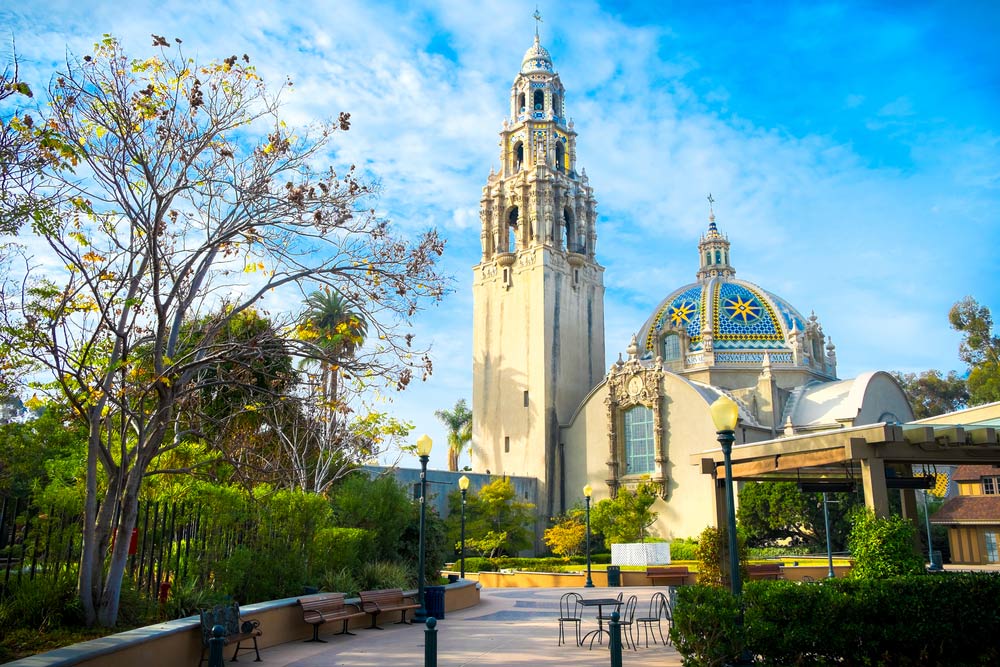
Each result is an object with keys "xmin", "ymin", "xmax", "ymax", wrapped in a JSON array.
[{"xmin": 697, "ymin": 194, "xmax": 735, "ymax": 281}]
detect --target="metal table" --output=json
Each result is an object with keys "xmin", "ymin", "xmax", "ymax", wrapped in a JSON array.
[{"xmin": 579, "ymin": 597, "xmax": 621, "ymax": 649}]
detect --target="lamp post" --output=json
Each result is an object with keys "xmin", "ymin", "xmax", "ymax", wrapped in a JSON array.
[
  {"xmin": 922, "ymin": 488, "xmax": 941, "ymax": 571},
  {"xmin": 822, "ymin": 492, "xmax": 836, "ymax": 578},
  {"xmin": 583, "ymin": 484, "xmax": 594, "ymax": 588},
  {"xmin": 710, "ymin": 395, "xmax": 741, "ymax": 596},
  {"xmin": 414, "ymin": 434, "xmax": 433, "ymax": 622},
  {"xmin": 458, "ymin": 475, "xmax": 470, "ymax": 579}
]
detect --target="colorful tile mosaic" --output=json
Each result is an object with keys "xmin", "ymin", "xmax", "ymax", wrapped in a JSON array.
[{"xmin": 713, "ymin": 282, "xmax": 784, "ymax": 342}]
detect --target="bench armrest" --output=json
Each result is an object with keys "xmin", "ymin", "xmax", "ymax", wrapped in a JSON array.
[{"xmin": 240, "ymin": 618, "xmax": 261, "ymax": 634}]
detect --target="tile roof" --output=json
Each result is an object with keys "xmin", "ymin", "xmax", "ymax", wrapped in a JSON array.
[
  {"xmin": 931, "ymin": 495, "xmax": 1000, "ymax": 525},
  {"xmin": 952, "ymin": 465, "xmax": 1000, "ymax": 482}
]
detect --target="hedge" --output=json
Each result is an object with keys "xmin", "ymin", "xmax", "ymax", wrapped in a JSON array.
[{"xmin": 670, "ymin": 573, "xmax": 1000, "ymax": 666}]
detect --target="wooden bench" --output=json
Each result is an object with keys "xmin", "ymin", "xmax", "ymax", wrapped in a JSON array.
[
  {"xmin": 297, "ymin": 592, "xmax": 366, "ymax": 642},
  {"xmin": 358, "ymin": 588, "xmax": 420, "ymax": 629},
  {"xmin": 646, "ymin": 566, "xmax": 689, "ymax": 586},
  {"xmin": 748, "ymin": 563, "xmax": 783, "ymax": 580},
  {"xmin": 198, "ymin": 602, "xmax": 262, "ymax": 664}
]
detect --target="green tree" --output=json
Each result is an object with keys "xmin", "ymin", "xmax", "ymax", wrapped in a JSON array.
[
  {"xmin": 0, "ymin": 36, "xmax": 445, "ymax": 627},
  {"xmin": 590, "ymin": 482, "xmax": 659, "ymax": 547},
  {"xmin": 950, "ymin": 296, "xmax": 1000, "ymax": 405},
  {"xmin": 434, "ymin": 398, "xmax": 472, "ymax": 472},
  {"xmin": 465, "ymin": 477, "xmax": 535, "ymax": 556},
  {"xmin": 737, "ymin": 481, "xmax": 859, "ymax": 550},
  {"xmin": 847, "ymin": 508, "xmax": 925, "ymax": 579},
  {"xmin": 543, "ymin": 510, "xmax": 587, "ymax": 558},
  {"xmin": 891, "ymin": 370, "xmax": 969, "ymax": 419},
  {"xmin": 0, "ymin": 403, "xmax": 87, "ymax": 496}
]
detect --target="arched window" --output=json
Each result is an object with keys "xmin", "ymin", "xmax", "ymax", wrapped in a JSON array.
[
  {"xmin": 706, "ymin": 252, "xmax": 712, "ymax": 265},
  {"xmin": 563, "ymin": 206, "xmax": 575, "ymax": 251},
  {"xmin": 506, "ymin": 207, "xmax": 519, "ymax": 252},
  {"xmin": 517, "ymin": 92, "xmax": 526, "ymax": 112},
  {"xmin": 533, "ymin": 90, "xmax": 544, "ymax": 110},
  {"xmin": 552, "ymin": 93, "xmax": 561, "ymax": 115},
  {"xmin": 624, "ymin": 405, "xmax": 655, "ymax": 474},
  {"xmin": 513, "ymin": 141, "xmax": 524, "ymax": 172},
  {"xmin": 662, "ymin": 334, "xmax": 681, "ymax": 362},
  {"xmin": 715, "ymin": 249, "xmax": 722, "ymax": 264},
  {"xmin": 555, "ymin": 142, "xmax": 565, "ymax": 171}
]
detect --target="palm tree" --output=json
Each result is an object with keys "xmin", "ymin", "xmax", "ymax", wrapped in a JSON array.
[
  {"xmin": 435, "ymin": 398, "xmax": 472, "ymax": 472},
  {"xmin": 301, "ymin": 288, "xmax": 367, "ymax": 414}
]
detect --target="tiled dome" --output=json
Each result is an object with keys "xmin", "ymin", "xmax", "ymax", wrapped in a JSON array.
[
  {"xmin": 521, "ymin": 35, "xmax": 554, "ymax": 74},
  {"xmin": 636, "ymin": 278, "xmax": 808, "ymax": 359}
]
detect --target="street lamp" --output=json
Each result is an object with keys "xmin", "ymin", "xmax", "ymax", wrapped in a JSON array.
[
  {"xmin": 710, "ymin": 395, "xmax": 741, "ymax": 596},
  {"xmin": 583, "ymin": 484, "xmax": 594, "ymax": 588},
  {"xmin": 458, "ymin": 475, "xmax": 470, "ymax": 579},
  {"xmin": 414, "ymin": 434, "xmax": 433, "ymax": 622},
  {"xmin": 922, "ymin": 488, "xmax": 941, "ymax": 571},
  {"xmin": 822, "ymin": 492, "xmax": 836, "ymax": 578}
]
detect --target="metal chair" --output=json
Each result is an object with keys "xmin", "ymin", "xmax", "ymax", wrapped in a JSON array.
[
  {"xmin": 557, "ymin": 591, "xmax": 583, "ymax": 646},
  {"xmin": 617, "ymin": 594, "xmax": 638, "ymax": 651},
  {"xmin": 635, "ymin": 591, "xmax": 668, "ymax": 647}
]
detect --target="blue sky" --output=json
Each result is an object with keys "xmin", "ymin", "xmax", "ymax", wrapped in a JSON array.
[{"xmin": 4, "ymin": 1, "xmax": 999, "ymax": 471}]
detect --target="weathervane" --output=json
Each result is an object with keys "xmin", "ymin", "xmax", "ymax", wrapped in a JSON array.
[{"xmin": 534, "ymin": 6, "xmax": 543, "ymax": 38}]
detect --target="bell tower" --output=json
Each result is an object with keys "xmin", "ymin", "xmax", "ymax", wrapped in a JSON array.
[{"xmin": 471, "ymin": 29, "xmax": 605, "ymax": 517}]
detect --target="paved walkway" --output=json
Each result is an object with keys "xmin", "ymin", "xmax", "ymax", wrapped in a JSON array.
[{"xmin": 261, "ymin": 587, "xmax": 684, "ymax": 666}]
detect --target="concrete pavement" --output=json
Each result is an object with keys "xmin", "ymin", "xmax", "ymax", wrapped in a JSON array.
[{"xmin": 259, "ymin": 587, "xmax": 684, "ymax": 666}]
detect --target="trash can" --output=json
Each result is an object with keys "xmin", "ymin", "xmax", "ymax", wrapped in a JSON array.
[
  {"xmin": 606, "ymin": 565, "xmax": 621, "ymax": 587},
  {"xmin": 425, "ymin": 585, "xmax": 446, "ymax": 619}
]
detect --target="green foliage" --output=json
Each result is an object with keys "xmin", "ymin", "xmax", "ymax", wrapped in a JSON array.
[
  {"xmin": 309, "ymin": 527, "xmax": 374, "ymax": 575},
  {"xmin": 736, "ymin": 574, "xmax": 1000, "ymax": 666},
  {"xmin": 215, "ymin": 545, "xmax": 308, "ymax": 604},
  {"xmin": 892, "ymin": 369, "xmax": 969, "ymax": 419},
  {"xmin": 329, "ymin": 472, "xmax": 447, "ymax": 583},
  {"xmin": 847, "ymin": 508, "xmax": 925, "ymax": 579},
  {"xmin": 159, "ymin": 577, "xmax": 224, "ymax": 620},
  {"xmin": 668, "ymin": 537, "xmax": 699, "ymax": 561},
  {"xmin": 669, "ymin": 585, "xmax": 744, "ymax": 667},
  {"xmin": 0, "ymin": 405, "xmax": 87, "ymax": 497},
  {"xmin": 950, "ymin": 296, "xmax": 1000, "ymax": 405},
  {"xmin": 738, "ymin": 481, "xmax": 859, "ymax": 550},
  {"xmin": 694, "ymin": 525, "xmax": 747, "ymax": 588},
  {"xmin": 318, "ymin": 568, "xmax": 360, "ymax": 597},
  {"xmin": 543, "ymin": 512, "xmax": 586, "ymax": 558},
  {"xmin": 357, "ymin": 561, "xmax": 413, "ymax": 592},
  {"xmin": 330, "ymin": 473, "xmax": 413, "ymax": 560},
  {"xmin": 589, "ymin": 482, "xmax": 659, "ymax": 547},
  {"xmin": 463, "ymin": 478, "xmax": 535, "ymax": 556},
  {"xmin": 0, "ymin": 577, "xmax": 83, "ymax": 631},
  {"xmin": 434, "ymin": 399, "xmax": 472, "ymax": 471}
]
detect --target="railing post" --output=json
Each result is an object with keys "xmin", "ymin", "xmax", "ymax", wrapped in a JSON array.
[
  {"xmin": 608, "ymin": 610, "xmax": 622, "ymax": 667},
  {"xmin": 207, "ymin": 624, "xmax": 225, "ymax": 667},
  {"xmin": 424, "ymin": 617, "xmax": 437, "ymax": 667}
]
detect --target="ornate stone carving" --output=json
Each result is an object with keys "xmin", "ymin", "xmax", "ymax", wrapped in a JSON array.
[{"xmin": 603, "ymin": 337, "xmax": 668, "ymax": 498}]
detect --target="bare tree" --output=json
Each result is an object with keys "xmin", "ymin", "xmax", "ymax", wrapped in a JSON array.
[{"xmin": 0, "ymin": 35, "xmax": 446, "ymax": 626}]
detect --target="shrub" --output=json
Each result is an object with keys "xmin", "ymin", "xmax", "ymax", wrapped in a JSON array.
[
  {"xmin": 357, "ymin": 561, "xmax": 412, "ymax": 592},
  {"xmin": 215, "ymin": 545, "xmax": 308, "ymax": 604},
  {"xmin": 694, "ymin": 525, "xmax": 747, "ymax": 588},
  {"xmin": 309, "ymin": 527, "xmax": 374, "ymax": 576},
  {"xmin": 669, "ymin": 585, "xmax": 744, "ymax": 667},
  {"xmin": 318, "ymin": 568, "xmax": 360, "ymax": 598},
  {"xmin": 0, "ymin": 577, "xmax": 83, "ymax": 631},
  {"xmin": 847, "ymin": 508, "xmax": 924, "ymax": 579},
  {"xmin": 669, "ymin": 538, "xmax": 699, "ymax": 561},
  {"xmin": 671, "ymin": 574, "xmax": 1000, "ymax": 666}
]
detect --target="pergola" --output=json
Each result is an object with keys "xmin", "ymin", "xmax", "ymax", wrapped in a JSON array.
[{"xmin": 694, "ymin": 404, "xmax": 1000, "ymax": 522}]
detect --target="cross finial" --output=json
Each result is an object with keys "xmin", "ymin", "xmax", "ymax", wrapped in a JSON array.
[
  {"xmin": 707, "ymin": 193, "xmax": 716, "ymax": 221},
  {"xmin": 533, "ymin": 7, "xmax": 543, "ymax": 38}
]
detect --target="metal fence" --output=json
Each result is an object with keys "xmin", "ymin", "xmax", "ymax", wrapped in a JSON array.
[{"xmin": 0, "ymin": 494, "xmax": 263, "ymax": 601}]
